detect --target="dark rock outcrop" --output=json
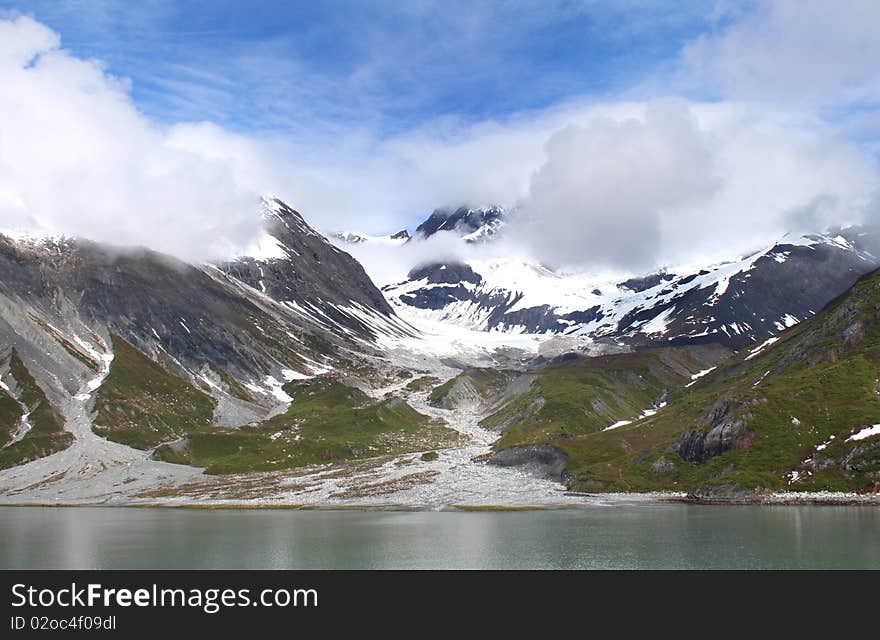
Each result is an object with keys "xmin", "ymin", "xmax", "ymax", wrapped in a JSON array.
[
  {"xmin": 840, "ymin": 440, "xmax": 880, "ymax": 473},
  {"xmin": 408, "ymin": 262, "xmax": 481, "ymax": 286},
  {"xmin": 686, "ymin": 484, "xmax": 755, "ymax": 502},
  {"xmin": 489, "ymin": 445, "xmax": 568, "ymax": 482},
  {"xmin": 619, "ymin": 272, "xmax": 674, "ymax": 293},
  {"xmin": 673, "ymin": 419, "xmax": 755, "ymax": 463}
]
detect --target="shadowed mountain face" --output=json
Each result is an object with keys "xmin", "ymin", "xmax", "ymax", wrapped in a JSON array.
[
  {"xmin": 0, "ymin": 198, "xmax": 407, "ymax": 415},
  {"xmin": 218, "ymin": 198, "xmax": 393, "ymax": 316}
]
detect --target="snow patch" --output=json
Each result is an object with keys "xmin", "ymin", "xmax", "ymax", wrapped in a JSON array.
[
  {"xmin": 745, "ymin": 336, "xmax": 779, "ymax": 360},
  {"xmin": 281, "ymin": 368, "xmax": 312, "ymax": 382},
  {"xmin": 603, "ymin": 420, "xmax": 632, "ymax": 432},
  {"xmin": 640, "ymin": 306, "xmax": 676, "ymax": 336},
  {"xmin": 685, "ymin": 366, "xmax": 716, "ymax": 387},
  {"xmin": 242, "ymin": 232, "xmax": 289, "ymax": 261},
  {"xmin": 847, "ymin": 424, "xmax": 880, "ymax": 442}
]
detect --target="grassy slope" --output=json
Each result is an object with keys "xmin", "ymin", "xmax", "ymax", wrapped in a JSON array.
[
  {"xmin": 495, "ymin": 271, "xmax": 880, "ymax": 494},
  {"xmin": 91, "ymin": 335, "xmax": 457, "ymax": 474},
  {"xmin": 486, "ymin": 345, "xmax": 727, "ymax": 447},
  {"xmin": 154, "ymin": 377, "xmax": 460, "ymax": 474},
  {"xmin": 0, "ymin": 387, "xmax": 21, "ymax": 446},
  {"xmin": 93, "ymin": 335, "xmax": 216, "ymax": 449},
  {"xmin": 0, "ymin": 351, "xmax": 72, "ymax": 469}
]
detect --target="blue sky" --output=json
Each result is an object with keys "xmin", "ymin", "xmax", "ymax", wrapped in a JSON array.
[
  {"xmin": 9, "ymin": 1, "xmax": 725, "ymax": 136},
  {"xmin": 0, "ymin": 1, "xmax": 878, "ymax": 271}
]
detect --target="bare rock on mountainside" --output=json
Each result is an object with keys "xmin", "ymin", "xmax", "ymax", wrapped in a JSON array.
[{"xmin": 489, "ymin": 444, "xmax": 569, "ymax": 482}]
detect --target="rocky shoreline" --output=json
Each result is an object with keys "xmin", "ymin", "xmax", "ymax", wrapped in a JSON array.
[
  {"xmin": 3, "ymin": 489, "xmax": 879, "ymax": 510},
  {"xmin": 672, "ymin": 492, "xmax": 880, "ymax": 506}
]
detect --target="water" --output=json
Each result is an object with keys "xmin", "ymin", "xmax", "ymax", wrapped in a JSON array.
[{"xmin": 1, "ymin": 505, "xmax": 878, "ymax": 569}]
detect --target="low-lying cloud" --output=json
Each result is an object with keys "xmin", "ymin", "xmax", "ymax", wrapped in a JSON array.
[
  {"xmin": 511, "ymin": 101, "xmax": 720, "ymax": 271},
  {"xmin": 508, "ymin": 100, "xmax": 878, "ymax": 272}
]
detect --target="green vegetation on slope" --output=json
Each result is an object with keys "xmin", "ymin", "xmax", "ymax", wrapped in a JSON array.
[
  {"xmin": 0, "ymin": 350, "xmax": 72, "ymax": 469},
  {"xmin": 0, "ymin": 386, "xmax": 21, "ymax": 446},
  {"xmin": 154, "ymin": 377, "xmax": 460, "ymax": 474},
  {"xmin": 486, "ymin": 345, "xmax": 728, "ymax": 446},
  {"xmin": 429, "ymin": 368, "xmax": 511, "ymax": 409},
  {"xmin": 493, "ymin": 271, "xmax": 880, "ymax": 494},
  {"xmin": 93, "ymin": 335, "xmax": 215, "ymax": 449}
]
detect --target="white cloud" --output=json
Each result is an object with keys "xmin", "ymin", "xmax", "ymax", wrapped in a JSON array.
[
  {"xmin": 508, "ymin": 100, "xmax": 877, "ymax": 271},
  {"xmin": 511, "ymin": 100, "xmax": 720, "ymax": 270},
  {"xmin": 340, "ymin": 99, "xmax": 879, "ymax": 278},
  {"xmin": 0, "ymin": 11, "xmax": 877, "ymax": 281},
  {"xmin": 0, "ymin": 15, "xmax": 265, "ymax": 261},
  {"xmin": 681, "ymin": 0, "xmax": 880, "ymax": 105}
]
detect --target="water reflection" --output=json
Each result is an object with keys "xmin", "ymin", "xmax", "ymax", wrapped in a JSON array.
[{"xmin": 0, "ymin": 505, "xmax": 877, "ymax": 569}]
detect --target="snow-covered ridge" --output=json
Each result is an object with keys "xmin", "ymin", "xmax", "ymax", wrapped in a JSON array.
[{"xmin": 379, "ymin": 229, "xmax": 879, "ymax": 348}]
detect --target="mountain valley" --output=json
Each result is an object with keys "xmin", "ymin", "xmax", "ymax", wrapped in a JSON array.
[{"xmin": 1, "ymin": 201, "xmax": 879, "ymax": 506}]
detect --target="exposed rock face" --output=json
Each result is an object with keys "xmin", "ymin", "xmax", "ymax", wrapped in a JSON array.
[
  {"xmin": 699, "ymin": 397, "xmax": 737, "ymax": 428},
  {"xmin": 673, "ymin": 419, "xmax": 755, "ymax": 463},
  {"xmin": 489, "ymin": 445, "xmax": 569, "ymax": 482},
  {"xmin": 842, "ymin": 321, "xmax": 866, "ymax": 348},
  {"xmin": 409, "ymin": 262, "xmax": 481, "ymax": 286},
  {"xmin": 840, "ymin": 440, "xmax": 880, "ymax": 473},
  {"xmin": 806, "ymin": 457, "xmax": 837, "ymax": 471},
  {"xmin": 619, "ymin": 272, "xmax": 674, "ymax": 293},
  {"xmin": 686, "ymin": 484, "xmax": 754, "ymax": 502}
]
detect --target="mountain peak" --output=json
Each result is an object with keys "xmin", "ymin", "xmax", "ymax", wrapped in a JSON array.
[{"xmin": 414, "ymin": 205, "xmax": 505, "ymax": 240}]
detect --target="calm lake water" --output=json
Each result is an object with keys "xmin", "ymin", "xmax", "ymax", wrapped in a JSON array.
[{"xmin": 1, "ymin": 505, "xmax": 878, "ymax": 569}]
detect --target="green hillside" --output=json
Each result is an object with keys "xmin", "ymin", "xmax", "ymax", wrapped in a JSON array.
[{"xmin": 491, "ymin": 271, "xmax": 880, "ymax": 495}]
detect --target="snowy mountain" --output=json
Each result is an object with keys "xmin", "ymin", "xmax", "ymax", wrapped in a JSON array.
[
  {"xmin": 0, "ymin": 197, "xmax": 565, "ymax": 505},
  {"xmin": 379, "ymin": 210, "xmax": 880, "ymax": 349},
  {"xmin": 2, "ymin": 195, "xmax": 880, "ymax": 504},
  {"xmin": 413, "ymin": 205, "xmax": 506, "ymax": 242},
  {"xmin": 330, "ymin": 205, "xmax": 505, "ymax": 248}
]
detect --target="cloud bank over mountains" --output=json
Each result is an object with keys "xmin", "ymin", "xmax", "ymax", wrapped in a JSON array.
[{"xmin": 0, "ymin": 2, "xmax": 878, "ymax": 274}]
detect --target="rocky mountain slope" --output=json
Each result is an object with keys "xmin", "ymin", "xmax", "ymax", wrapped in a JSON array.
[
  {"xmin": 0, "ymin": 198, "xmax": 418, "ymax": 470},
  {"xmin": 0, "ymin": 348, "xmax": 71, "ymax": 469}
]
